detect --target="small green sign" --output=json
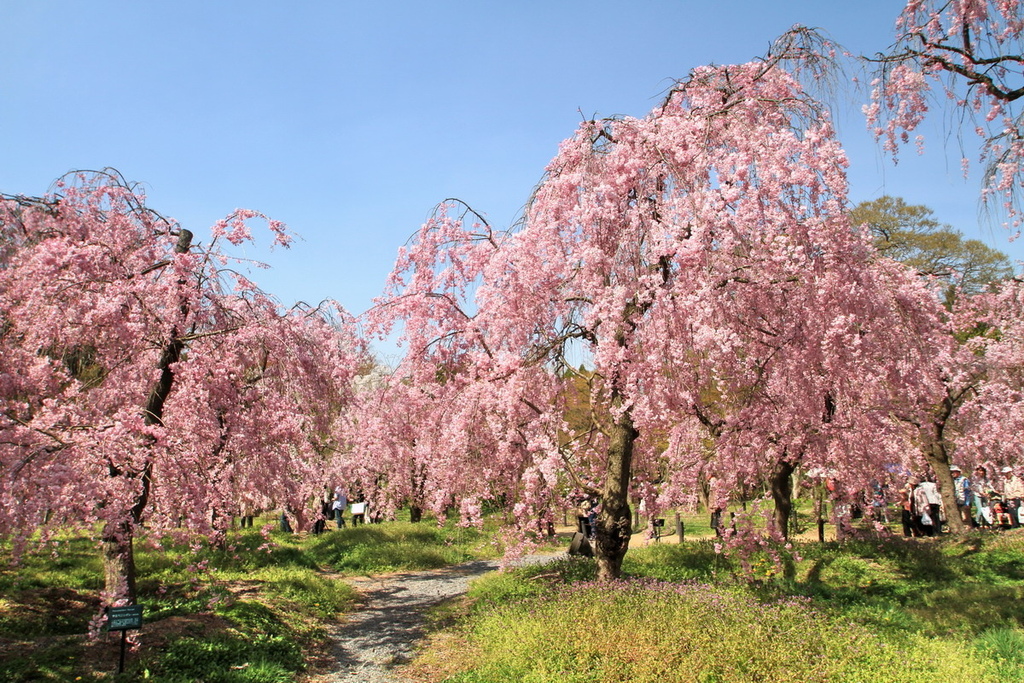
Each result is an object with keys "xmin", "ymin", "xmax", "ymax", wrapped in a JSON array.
[{"xmin": 107, "ymin": 605, "xmax": 143, "ymax": 631}]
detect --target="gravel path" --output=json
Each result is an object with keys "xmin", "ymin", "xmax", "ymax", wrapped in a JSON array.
[{"xmin": 308, "ymin": 553, "xmax": 563, "ymax": 683}]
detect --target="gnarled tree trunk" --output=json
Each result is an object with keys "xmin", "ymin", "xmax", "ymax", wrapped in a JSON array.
[
  {"xmin": 594, "ymin": 408, "xmax": 637, "ymax": 581},
  {"xmin": 923, "ymin": 424, "xmax": 964, "ymax": 534},
  {"xmin": 920, "ymin": 387, "xmax": 968, "ymax": 535},
  {"xmin": 102, "ymin": 519, "xmax": 138, "ymax": 603}
]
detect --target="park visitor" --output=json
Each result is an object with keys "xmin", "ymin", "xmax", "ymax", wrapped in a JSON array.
[
  {"xmin": 918, "ymin": 478, "xmax": 943, "ymax": 534},
  {"xmin": 332, "ymin": 486, "xmax": 348, "ymax": 528},
  {"xmin": 951, "ymin": 465, "xmax": 973, "ymax": 528},
  {"xmin": 351, "ymin": 500, "xmax": 367, "ymax": 526},
  {"xmin": 993, "ymin": 499, "xmax": 1014, "ymax": 529},
  {"xmin": 899, "ymin": 484, "xmax": 915, "ymax": 537},
  {"xmin": 912, "ymin": 480, "xmax": 936, "ymax": 537},
  {"xmin": 1001, "ymin": 466, "xmax": 1023, "ymax": 528},
  {"xmin": 973, "ymin": 466, "xmax": 995, "ymax": 528},
  {"xmin": 313, "ymin": 489, "xmax": 332, "ymax": 535}
]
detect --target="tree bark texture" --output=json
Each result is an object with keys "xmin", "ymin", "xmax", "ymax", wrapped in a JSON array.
[
  {"xmin": 771, "ymin": 460, "xmax": 796, "ymax": 540},
  {"xmin": 923, "ymin": 425, "xmax": 964, "ymax": 534},
  {"xmin": 594, "ymin": 410, "xmax": 637, "ymax": 581},
  {"xmin": 922, "ymin": 390, "xmax": 966, "ymax": 535},
  {"xmin": 102, "ymin": 519, "xmax": 138, "ymax": 603}
]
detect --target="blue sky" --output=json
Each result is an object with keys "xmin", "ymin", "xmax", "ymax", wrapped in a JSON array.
[{"xmin": 2, "ymin": 1, "xmax": 1018, "ymax": 360}]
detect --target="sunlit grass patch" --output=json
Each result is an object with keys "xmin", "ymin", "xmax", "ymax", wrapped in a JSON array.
[
  {"xmin": 468, "ymin": 556, "xmax": 597, "ymax": 608},
  {"xmin": 406, "ymin": 529, "xmax": 1024, "ymax": 683},
  {"xmin": 306, "ymin": 520, "xmax": 499, "ymax": 573},
  {"xmin": 915, "ymin": 583, "xmax": 1024, "ymax": 635},
  {"xmin": 439, "ymin": 581, "xmax": 991, "ymax": 683},
  {"xmin": 622, "ymin": 540, "xmax": 726, "ymax": 582},
  {"xmin": 246, "ymin": 565, "xmax": 358, "ymax": 619},
  {"xmin": 975, "ymin": 627, "xmax": 1024, "ymax": 681}
]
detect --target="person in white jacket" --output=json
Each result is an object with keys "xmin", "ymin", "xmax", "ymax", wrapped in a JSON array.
[
  {"xmin": 912, "ymin": 481, "xmax": 936, "ymax": 537},
  {"xmin": 1001, "ymin": 466, "xmax": 1023, "ymax": 528},
  {"xmin": 917, "ymin": 478, "xmax": 944, "ymax": 535}
]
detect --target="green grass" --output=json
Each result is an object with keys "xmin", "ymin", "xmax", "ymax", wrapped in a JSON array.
[
  {"xmin": 8, "ymin": 511, "xmax": 1024, "ymax": 683},
  {"xmin": 408, "ymin": 530, "xmax": 1024, "ymax": 683},
  {"xmin": 149, "ymin": 599, "xmax": 304, "ymax": 683},
  {"xmin": 438, "ymin": 582, "xmax": 987, "ymax": 683},
  {"xmin": 304, "ymin": 519, "xmax": 500, "ymax": 573},
  {"xmin": 0, "ymin": 513, "xmax": 498, "ymax": 682}
]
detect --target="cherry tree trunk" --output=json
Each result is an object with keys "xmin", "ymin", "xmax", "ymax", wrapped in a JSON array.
[
  {"xmin": 409, "ymin": 464, "xmax": 426, "ymax": 522},
  {"xmin": 102, "ymin": 519, "xmax": 138, "ymax": 603},
  {"xmin": 102, "ymin": 228, "xmax": 193, "ymax": 602},
  {"xmin": 593, "ymin": 411, "xmax": 637, "ymax": 581},
  {"xmin": 923, "ymin": 430, "xmax": 964, "ymax": 534},
  {"xmin": 771, "ymin": 460, "xmax": 796, "ymax": 540},
  {"xmin": 920, "ymin": 390, "xmax": 965, "ymax": 535}
]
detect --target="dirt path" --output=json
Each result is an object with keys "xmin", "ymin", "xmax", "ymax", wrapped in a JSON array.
[
  {"xmin": 303, "ymin": 526, "xmax": 709, "ymax": 683},
  {"xmin": 305, "ymin": 553, "xmax": 562, "ymax": 683}
]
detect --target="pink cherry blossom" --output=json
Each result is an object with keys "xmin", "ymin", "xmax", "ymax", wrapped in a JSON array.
[
  {"xmin": 369, "ymin": 56, "xmax": 950, "ymax": 579},
  {"xmin": 871, "ymin": 1, "xmax": 1024, "ymax": 223},
  {"xmin": 0, "ymin": 171, "xmax": 366, "ymax": 603}
]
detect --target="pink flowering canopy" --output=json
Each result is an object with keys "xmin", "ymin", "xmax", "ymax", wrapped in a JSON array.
[
  {"xmin": 954, "ymin": 278, "xmax": 1024, "ymax": 469},
  {"xmin": 0, "ymin": 172, "xmax": 364, "ymax": 597},
  {"xmin": 371, "ymin": 57, "xmax": 948, "ymax": 576},
  {"xmin": 868, "ymin": 0, "xmax": 1024, "ymax": 228}
]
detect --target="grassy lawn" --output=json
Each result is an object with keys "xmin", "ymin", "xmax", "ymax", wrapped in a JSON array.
[
  {"xmin": 0, "ymin": 514, "xmax": 498, "ymax": 682},
  {"xmin": 406, "ymin": 528, "xmax": 1024, "ymax": 683},
  {"xmin": 6, "ymin": 508, "xmax": 1024, "ymax": 683}
]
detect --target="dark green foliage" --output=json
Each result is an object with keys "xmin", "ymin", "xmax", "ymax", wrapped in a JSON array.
[
  {"xmin": 850, "ymin": 196, "xmax": 1015, "ymax": 302},
  {"xmin": 0, "ymin": 639, "xmax": 83, "ymax": 682},
  {"xmin": 149, "ymin": 599, "xmax": 302, "ymax": 683},
  {"xmin": 154, "ymin": 634, "xmax": 301, "ymax": 683}
]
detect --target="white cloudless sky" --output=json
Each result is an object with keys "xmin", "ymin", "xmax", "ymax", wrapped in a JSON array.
[{"xmin": 2, "ymin": 1, "xmax": 1020, "ymax": 359}]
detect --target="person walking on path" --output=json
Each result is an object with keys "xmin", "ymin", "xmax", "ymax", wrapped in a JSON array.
[
  {"xmin": 350, "ymin": 500, "xmax": 367, "ymax": 526},
  {"xmin": 332, "ymin": 487, "xmax": 348, "ymax": 529},
  {"xmin": 899, "ymin": 484, "xmax": 915, "ymax": 537}
]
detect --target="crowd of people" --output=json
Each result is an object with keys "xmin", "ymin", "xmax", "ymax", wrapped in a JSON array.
[
  {"xmin": 285, "ymin": 468, "xmax": 1024, "ymax": 539},
  {"xmin": 899, "ymin": 464, "xmax": 1024, "ymax": 537}
]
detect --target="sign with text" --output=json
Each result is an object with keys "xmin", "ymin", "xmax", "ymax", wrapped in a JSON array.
[{"xmin": 107, "ymin": 605, "xmax": 143, "ymax": 631}]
